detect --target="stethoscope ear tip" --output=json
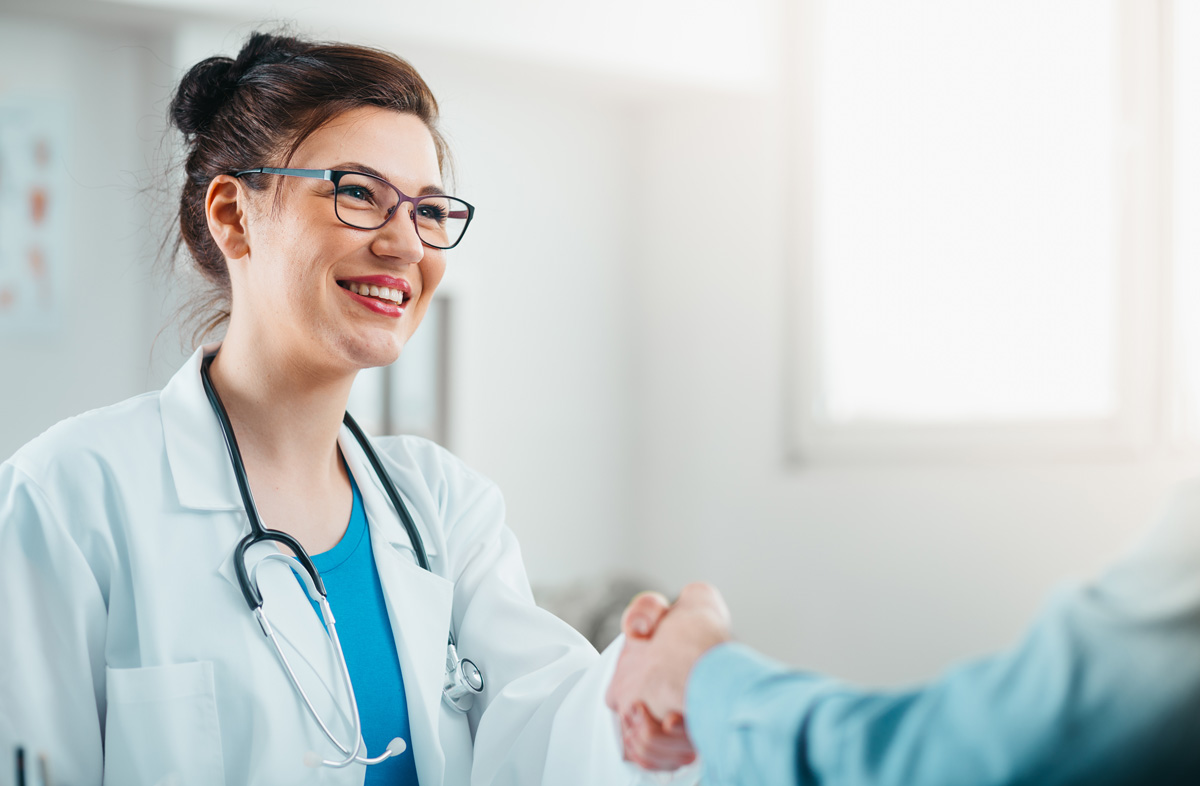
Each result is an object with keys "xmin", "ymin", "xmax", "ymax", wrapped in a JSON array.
[
  {"xmin": 386, "ymin": 737, "xmax": 407, "ymax": 757},
  {"xmin": 303, "ymin": 751, "xmax": 324, "ymax": 768}
]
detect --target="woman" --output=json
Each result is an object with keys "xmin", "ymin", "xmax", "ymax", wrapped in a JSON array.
[{"xmin": 0, "ymin": 32, "xmax": 695, "ymax": 785}]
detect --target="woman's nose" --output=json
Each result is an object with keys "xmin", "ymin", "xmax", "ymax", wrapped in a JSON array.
[{"xmin": 372, "ymin": 202, "xmax": 425, "ymax": 262}]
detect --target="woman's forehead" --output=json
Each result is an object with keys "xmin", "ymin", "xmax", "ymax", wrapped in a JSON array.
[{"xmin": 296, "ymin": 106, "xmax": 442, "ymax": 190}]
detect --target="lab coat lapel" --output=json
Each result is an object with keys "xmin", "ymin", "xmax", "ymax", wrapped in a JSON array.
[
  {"xmin": 342, "ymin": 431, "xmax": 453, "ymax": 786},
  {"xmin": 372, "ymin": 535, "xmax": 453, "ymax": 786},
  {"xmin": 160, "ymin": 343, "xmax": 246, "ymax": 512}
]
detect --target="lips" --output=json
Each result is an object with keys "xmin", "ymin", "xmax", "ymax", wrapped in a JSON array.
[{"xmin": 336, "ymin": 276, "xmax": 413, "ymax": 318}]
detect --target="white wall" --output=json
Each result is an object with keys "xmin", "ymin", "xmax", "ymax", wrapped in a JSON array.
[
  {"xmin": 79, "ymin": 0, "xmax": 773, "ymax": 91},
  {"xmin": 411, "ymin": 53, "xmax": 639, "ymax": 585},
  {"xmin": 0, "ymin": 16, "xmax": 168, "ymax": 457}
]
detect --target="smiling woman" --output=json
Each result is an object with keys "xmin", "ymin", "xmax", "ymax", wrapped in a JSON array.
[{"xmin": 0, "ymin": 31, "xmax": 698, "ymax": 786}]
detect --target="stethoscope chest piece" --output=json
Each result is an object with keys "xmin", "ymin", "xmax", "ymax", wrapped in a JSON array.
[{"xmin": 443, "ymin": 639, "xmax": 485, "ymax": 712}]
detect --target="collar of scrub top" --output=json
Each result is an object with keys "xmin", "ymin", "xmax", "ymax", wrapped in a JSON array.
[{"xmin": 158, "ymin": 345, "xmax": 462, "ymax": 784}]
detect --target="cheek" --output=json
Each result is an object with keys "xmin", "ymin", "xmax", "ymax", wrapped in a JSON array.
[
  {"xmin": 403, "ymin": 257, "xmax": 446, "ymax": 332},
  {"xmin": 274, "ymin": 230, "xmax": 343, "ymax": 307},
  {"xmin": 275, "ymin": 257, "xmax": 320, "ymax": 307},
  {"xmin": 420, "ymin": 254, "xmax": 447, "ymax": 296}
]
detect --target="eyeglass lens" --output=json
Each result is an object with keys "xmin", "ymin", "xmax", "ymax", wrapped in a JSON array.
[{"xmin": 333, "ymin": 173, "xmax": 470, "ymax": 248}]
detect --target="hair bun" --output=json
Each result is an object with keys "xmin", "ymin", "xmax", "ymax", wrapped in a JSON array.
[
  {"xmin": 169, "ymin": 56, "xmax": 238, "ymax": 138},
  {"xmin": 169, "ymin": 33, "xmax": 308, "ymax": 138}
]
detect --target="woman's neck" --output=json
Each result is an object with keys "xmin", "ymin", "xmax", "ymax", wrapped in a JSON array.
[{"xmin": 207, "ymin": 326, "xmax": 354, "ymax": 486}]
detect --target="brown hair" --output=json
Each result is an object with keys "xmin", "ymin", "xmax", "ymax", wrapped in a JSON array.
[{"xmin": 167, "ymin": 31, "xmax": 448, "ymax": 341}]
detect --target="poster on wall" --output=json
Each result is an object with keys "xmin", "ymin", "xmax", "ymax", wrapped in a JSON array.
[{"xmin": 0, "ymin": 96, "xmax": 69, "ymax": 335}]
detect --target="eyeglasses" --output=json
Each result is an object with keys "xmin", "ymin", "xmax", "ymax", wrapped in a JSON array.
[{"xmin": 233, "ymin": 167, "xmax": 475, "ymax": 250}]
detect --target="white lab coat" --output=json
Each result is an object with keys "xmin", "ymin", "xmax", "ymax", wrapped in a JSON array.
[{"xmin": 0, "ymin": 346, "xmax": 696, "ymax": 786}]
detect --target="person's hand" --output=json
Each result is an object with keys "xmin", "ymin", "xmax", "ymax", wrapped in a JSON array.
[
  {"xmin": 605, "ymin": 583, "xmax": 733, "ymax": 770},
  {"xmin": 607, "ymin": 591, "xmax": 694, "ymax": 770},
  {"xmin": 618, "ymin": 699, "xmax": 696, "ymax": 771},
  {"xmin": 609, "ymin": 583, "xmax": 733, "ymax": 719}
]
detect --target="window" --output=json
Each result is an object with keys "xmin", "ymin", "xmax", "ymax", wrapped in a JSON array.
[{"xmin": 791, "ymin": 0, "xmax": 1174, "ymax": 460}]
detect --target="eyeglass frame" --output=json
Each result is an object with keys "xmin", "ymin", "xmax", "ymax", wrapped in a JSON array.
[{"xmin": 232, "ymin": 167, "xmax": 475, "ymax": 250}]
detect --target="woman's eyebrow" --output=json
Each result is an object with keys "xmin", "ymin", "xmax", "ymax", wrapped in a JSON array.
[{"xmin": 333, "ymin": 161, "xmax": 445, "ymax": 195}]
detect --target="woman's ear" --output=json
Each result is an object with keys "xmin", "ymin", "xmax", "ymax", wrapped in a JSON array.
[{"xmin": 205, "ymin": 175, "xmax": 252, "ymax": 262}]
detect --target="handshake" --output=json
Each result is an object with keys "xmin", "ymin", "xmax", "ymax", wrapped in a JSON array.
[{"xmin": 604, "ymin": 583, "xmax": 733, "ymax": 771}]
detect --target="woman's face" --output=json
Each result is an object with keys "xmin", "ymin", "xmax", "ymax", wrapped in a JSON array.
[{"xmin": 232, "ymin": 106, "xmax": 447, "ymax": 376}]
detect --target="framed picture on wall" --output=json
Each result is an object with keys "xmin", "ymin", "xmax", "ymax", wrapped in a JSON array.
[
  {"xmin": 348, "ymin": 295, "xmax": 451, "ymax": 447},
  {"xmin": 0, "ymin": 96, "xmax": 69, "ymax": 335}
]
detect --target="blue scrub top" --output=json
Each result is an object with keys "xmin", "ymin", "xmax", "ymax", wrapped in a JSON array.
[{"xmin": 300, "ymin": 468, "xmax": 420, "ymax": 785}]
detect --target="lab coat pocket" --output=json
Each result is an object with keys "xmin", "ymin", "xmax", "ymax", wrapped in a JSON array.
[{"xmin": 103, "ymin": 661, "xmax": 226, "ymax": 786}]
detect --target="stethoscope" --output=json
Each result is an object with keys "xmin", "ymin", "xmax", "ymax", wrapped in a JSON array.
[{"xmin": 200, "ymin": 353, "xmax": 485, "ymax": 770}]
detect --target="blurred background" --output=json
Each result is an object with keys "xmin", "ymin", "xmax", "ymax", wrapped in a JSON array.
[{"xmin": 2, "ymin": 0, "xmax": 1200, "ymax": 688}]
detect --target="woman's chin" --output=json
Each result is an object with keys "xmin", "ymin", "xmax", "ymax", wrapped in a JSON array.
[{"xmin": 343, "ymin": 333, "xmax": 405, "ymax": 370}]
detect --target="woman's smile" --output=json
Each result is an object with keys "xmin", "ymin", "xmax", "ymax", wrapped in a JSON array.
[{"xmin": 336, "ymin": 275, "xmax": 413, "ymax": 319}]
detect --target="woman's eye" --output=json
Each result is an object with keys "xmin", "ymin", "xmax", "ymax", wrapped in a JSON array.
[
  {"xmin": 417, "ymin": 204, "xmax": 448, "ymax": 223},
  {"xmin": 337, "ymin": 185, "xmax": 375, "ymax": 203}
]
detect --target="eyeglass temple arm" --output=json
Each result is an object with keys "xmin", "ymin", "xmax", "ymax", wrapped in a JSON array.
[{"xmin": 233, "ymin": 167, "xmax": 333, "ymax": 180}]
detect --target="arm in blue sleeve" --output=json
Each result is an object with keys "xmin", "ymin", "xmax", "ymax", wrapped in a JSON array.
[
  {"xmin": 686, "ymin": 642, "xmax": 840, "ymax": 785},
  {"xmin": 686, "ymin": 481, "xmax": 1200, "ymax": 786}
]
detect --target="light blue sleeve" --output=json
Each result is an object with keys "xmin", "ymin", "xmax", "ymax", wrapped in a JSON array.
[{"xmin": 686, "ymin": 481, "xmax": 1200, "ymax": 786}]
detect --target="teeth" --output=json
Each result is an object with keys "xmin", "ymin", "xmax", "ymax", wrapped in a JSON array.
[{"xmin": 343, "ymin": 281, "xmax": 406, "ymax": 306}]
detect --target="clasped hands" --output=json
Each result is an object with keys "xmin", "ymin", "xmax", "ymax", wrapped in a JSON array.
[{"xmin": 604, "ymin": 583, "xmax": 732, "ymax": 771}]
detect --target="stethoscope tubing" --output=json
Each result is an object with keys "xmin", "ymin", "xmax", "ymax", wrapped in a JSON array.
[
  {"xmin": 341, "ymin": 411, "xmax": 430, "ymax": 570},
  {"xmin": 200, "ymin": 354, "xmax": 324, "ymax": 609}
]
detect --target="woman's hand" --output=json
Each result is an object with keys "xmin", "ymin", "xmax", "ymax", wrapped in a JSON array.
[
  {"xmin": 605, "ymin": 584, "xmax": 732, "ymax": 770},
  {"xmin": 619, "ymin": 701, "xmax": 696, "ymax": 771}
]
